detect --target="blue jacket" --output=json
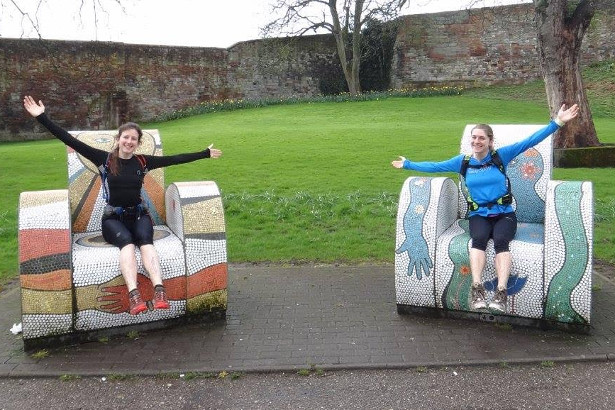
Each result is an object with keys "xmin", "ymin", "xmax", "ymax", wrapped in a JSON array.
[{"xmin": 402, "ymin": 121, "xmax": 560, "ymax": 217}]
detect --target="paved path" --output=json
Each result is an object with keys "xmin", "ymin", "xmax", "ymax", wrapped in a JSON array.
[{"xmin": 1, "ymin": 264, "xmax": 614, "ymax": 377}]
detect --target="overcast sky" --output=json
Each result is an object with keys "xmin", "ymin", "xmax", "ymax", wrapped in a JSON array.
[{"xmin": 1, "ymin": 0, "xmax": 532, "ymax": 48}]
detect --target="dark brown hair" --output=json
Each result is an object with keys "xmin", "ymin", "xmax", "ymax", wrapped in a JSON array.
[{"xmin": 108, "ymin": 122, "xmax": 143, "ymax": 175}]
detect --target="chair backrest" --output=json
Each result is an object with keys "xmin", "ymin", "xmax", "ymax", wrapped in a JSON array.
[
  {"xmin": 66, "ymin": 129, "xmax": 166, "ymax": 233},
  {"xmin": 460, "ymin": 124, "xmax": 554, "ymax": 224}
]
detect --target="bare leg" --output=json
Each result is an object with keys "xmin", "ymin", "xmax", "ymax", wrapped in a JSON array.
[
  {"xmin": 140, "ymin": 244, "xmax": 163, "ymax": 286},
  {"xmin": 470, "ymin": 248, "xmax": 486, "ymax": 285},
  {"xmin": 494, "ymin": 251, "xmax": 512, "ymax": 290},
  {"xmin": 119, "ymin": 244, "xmax": 138, "ymax": 291}
]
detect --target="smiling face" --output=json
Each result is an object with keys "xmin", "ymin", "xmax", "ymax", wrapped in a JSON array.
[
  {"xmin": 116, "ymin": 129, "xmax": 140, "ymax": 158},
  {"xmin": 115, "ymin": 122, "xmax": 143, "ymax": 159},
  {"xmin": 470, "ymin": 124, "xmax": 494, "ymax": 159}
]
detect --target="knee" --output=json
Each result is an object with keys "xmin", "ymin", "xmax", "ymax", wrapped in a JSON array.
[
  {"xmin": 113, "ymin": 231, "xmax": 134, "ymax": 250},
  {"xmin": 471, "ymin": 238, "xmax": 489, "ymax": 251},
  {"xmin": 134, "ymin": 236, "xmax": 153, "ymax": 248},
  {"xmin": 493, "ymin": 239, "xmax": 510, "ymax": 254},
  {"xmin": 133, "ymin": 219, "xmax": 153, "ymax": 247}
]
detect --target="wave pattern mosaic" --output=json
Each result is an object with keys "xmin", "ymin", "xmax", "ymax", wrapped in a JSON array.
[
  {"xmin": 19, "ymin": 130, "xmax": 227, "ymax": 346},
  {"xmin": 395, "ymin": 125, "xmax": 593, "ymax": 331}
]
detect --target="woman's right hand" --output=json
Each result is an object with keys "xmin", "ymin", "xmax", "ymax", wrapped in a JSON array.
[
  {"xmin": 23, "ymin": 96, "xmax": 45, "ymax": 117},
  {"xmin": 391, "ymin": 156, "xmax": 407, "ymax": 169}
]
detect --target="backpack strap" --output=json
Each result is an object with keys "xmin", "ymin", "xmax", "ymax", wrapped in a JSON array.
[
  {"xmin": 459, "ymin": 150, "xmax": 513, "ymax": 212},
  {"xmin": 134, "ymin": 154, "xmax": 148, "ymax": 175},
  {"xmin": 490, "ymin": 150, "xmax": 505, "ymax": 174},
  {"xmin": 98, "ymin": 153, "xmax": 148, "ymax": 206},
  {"xmin": 460, "ymin": 154, "xmax": 471, "ymax": 178},
  {"xmin": 97, "ymin": 153, "xmax": 112, "ymax": 204}
]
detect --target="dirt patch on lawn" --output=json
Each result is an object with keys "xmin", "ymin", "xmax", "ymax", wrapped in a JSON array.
[{"xmin": 593, "ymin": 259, "xmax": 615, "ymax": 284}]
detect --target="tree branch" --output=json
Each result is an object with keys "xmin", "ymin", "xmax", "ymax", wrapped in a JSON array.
[{"xmin": 8, "ymin": 0, "xmax": 43, "ymax": 39}]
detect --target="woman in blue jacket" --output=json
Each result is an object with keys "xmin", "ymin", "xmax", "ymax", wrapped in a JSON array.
[{"xmin": 391, "ymin": 104, "xmax": 579, "ymax": 312}]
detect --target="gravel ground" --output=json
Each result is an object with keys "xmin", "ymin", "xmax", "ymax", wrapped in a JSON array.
[{"xmin": 1, "ymin": 361, "xmax": 614, "ymax": 409}]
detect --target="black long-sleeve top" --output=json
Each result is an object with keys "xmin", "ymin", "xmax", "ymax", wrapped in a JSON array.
[{"xmin": 36, "ymin": 113, "xmax": 211, "ymax": 207}]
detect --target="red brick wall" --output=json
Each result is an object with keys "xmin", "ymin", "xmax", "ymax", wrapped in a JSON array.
[
  {"xmin": 391, "ymin": 5, "xmax": 615, "ymax": 89},
  {"xmin": 1, "ymin": 35, "xmax": 338, "ymax": 141}
]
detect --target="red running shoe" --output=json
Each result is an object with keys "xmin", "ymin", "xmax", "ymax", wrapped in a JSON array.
[
  {"xmin": 154, "ymin": 287, "xmax": 170, "ymax": 310},
  {"xmin": 128, "ymin": 289, "xmax": 148, "ymax": 315}
]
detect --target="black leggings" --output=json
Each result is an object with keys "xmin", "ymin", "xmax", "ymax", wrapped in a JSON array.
[
  {"xmin": 469, "ymin": 212, "xmax": 517, "ymax": 254},
  {"xmin": 102, "ymin": 213, "xmax": 154, "ymax": 249}
]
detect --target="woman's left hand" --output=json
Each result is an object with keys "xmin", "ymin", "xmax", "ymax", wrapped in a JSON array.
[
  {"xmin": 207, "ymin": 144, "xmax": 222, "ymax": 158},
  {"xmin": 557, "ymin": 103, "xmax": 580, "ymax": 123}
]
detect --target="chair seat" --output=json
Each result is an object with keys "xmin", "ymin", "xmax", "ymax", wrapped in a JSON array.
[
  {"xmin": 72, "ymin": 225, "xmax": 186, "ymax": 330},
  {"xmin": 435, "ymin": 220, "xmax": 545, "ymax": 318}
]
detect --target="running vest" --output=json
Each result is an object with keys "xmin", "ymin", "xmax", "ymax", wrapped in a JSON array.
[
  {"xmin": 98, "ymin": 153, "xmax": 148, "ymax": 205},
  {"xmin": 459, "ymin": 150, "xmax": 513, "ymax": 211}
]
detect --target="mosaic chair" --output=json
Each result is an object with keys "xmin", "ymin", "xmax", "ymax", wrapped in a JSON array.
[
  {"xmin": 395, "ymin": 125, "xmax": 593, "ymax": 332},
  {"xmin": 19, "ymin": 129, "xmax": 227, "ymax": 349}
]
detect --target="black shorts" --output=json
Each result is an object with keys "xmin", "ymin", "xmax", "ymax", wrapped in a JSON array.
[
  {"xmin": 101, "ymin": 210, "xmax": 154, "ymax": 249},
  {"xmin": 469, "ymin": 212, "xmax": 517, "ymax": 254}
]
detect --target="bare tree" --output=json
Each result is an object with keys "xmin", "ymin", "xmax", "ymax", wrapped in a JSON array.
[
  {"xmin": 533, "ymin": 0, "xmax": 614, "ymax": 148},
  {"xmin": 1, "ymin": 0, "xmax": 129, "ymax": 41},
  {"xmin": 262, "ymin": 0, "xmax": 408, "ymax": 95}
]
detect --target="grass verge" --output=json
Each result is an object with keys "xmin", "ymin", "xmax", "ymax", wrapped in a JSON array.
[{"xmin": 1, "ymin": 75, "xmax": 613, "ymax": 282}]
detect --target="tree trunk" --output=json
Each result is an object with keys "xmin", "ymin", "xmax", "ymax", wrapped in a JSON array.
[
  {"xmin": 350, "ymin": 0, "xmax": 364, "ymax": 94},
  {"xmin": 329, "ymin": 1, "xmax": 358, "ymax": 94},
  {"xmin": 534, "ymin": 0, "xmax": 600, "ymax": 148}
]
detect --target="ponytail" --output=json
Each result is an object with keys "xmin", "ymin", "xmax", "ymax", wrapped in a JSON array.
[{"xmin": 108, "ymin": 146, "xmax": 121, "ymax": 176}]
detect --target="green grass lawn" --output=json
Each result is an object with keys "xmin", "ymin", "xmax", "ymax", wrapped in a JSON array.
[{"xmin": 1, "ymin": 93, "xmax": 613, "ymax": 283}]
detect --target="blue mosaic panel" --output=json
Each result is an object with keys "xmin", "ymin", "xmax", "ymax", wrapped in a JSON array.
[
  {"xmin": 395, "ymin": 177, "xmax": 458, "ymax": 307},
  {"xmin": 544, "ymin": 180, "xmax": 593, "ymax": 324}
]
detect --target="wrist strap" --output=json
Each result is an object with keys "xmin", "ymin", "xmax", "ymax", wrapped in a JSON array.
[{"xmin": 554, "ymin": 117, "xmax": 565, "ymax": 127}]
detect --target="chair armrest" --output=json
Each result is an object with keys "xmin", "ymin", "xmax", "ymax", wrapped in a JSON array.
[
  {"xmin": 544, "ymin": 180, "xmax": 593, "ymax": 325},
  {"xmin": 165, "ymin": 181, "xmax": 227, "ymax": 313},
  {"xmin": 165, "ymin": 181, "xmax": 225, "ymax": 242},
  {"xmin": 18, "ymin": 189, "xmax": 73, "ymax": 339},
  {"xmin": 395, "ymin": 177, "xmax": 458, "ymax": 306}
]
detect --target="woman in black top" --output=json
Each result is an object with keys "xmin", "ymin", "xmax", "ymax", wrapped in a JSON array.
[{"xmin": 24, "ymin": 96, "xmax": 222, "ymax": 315}]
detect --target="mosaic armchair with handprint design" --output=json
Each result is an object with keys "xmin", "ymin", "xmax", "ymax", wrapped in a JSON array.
[
  {"xmin": 18, "ymin": 129, "xmax": 227, "ymax": 348},
  {"xmin": 395, "ymin": 125, "xmax": 593, "ymax": 332}
]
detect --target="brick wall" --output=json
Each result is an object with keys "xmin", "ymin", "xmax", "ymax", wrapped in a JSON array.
[
  {"xmin": 0, "ymin": 35, "xmax": 338, "ymax": 141},
  {"xmin": 390, "ymin": 5, "xmax": 615, "ymax": 89},
  {"xmin": 1, "ymin": 4, "xmax": 613, "ymax": 141}
]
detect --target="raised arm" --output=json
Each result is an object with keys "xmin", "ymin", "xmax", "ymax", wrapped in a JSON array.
[
  {"xmin": 498, "ymin": 103, "xmax": 580, "ymax": 163},
  {"xmin": 23, "ymin": 96, "xmax": 107, "ymax": 165}
]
